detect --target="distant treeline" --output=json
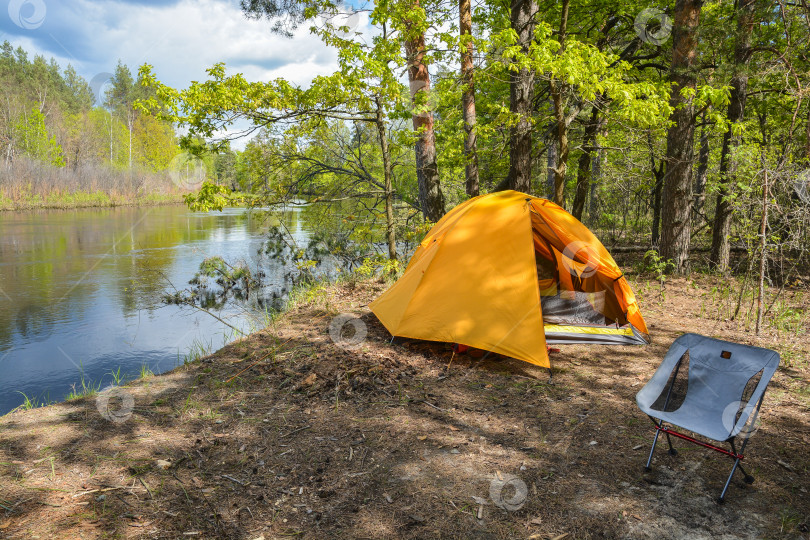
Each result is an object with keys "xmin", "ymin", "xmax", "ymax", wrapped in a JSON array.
[{"xmin": 0, "ymin": 42, "xmax": 181, "ymax": 206}]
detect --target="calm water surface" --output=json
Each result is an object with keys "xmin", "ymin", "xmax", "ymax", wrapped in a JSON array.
[{"xmin": 0, "ymin": 205, "xmax": 309, "ymax": 414}]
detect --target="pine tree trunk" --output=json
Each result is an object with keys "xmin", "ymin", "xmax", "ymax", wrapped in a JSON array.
[
  {"xmin": 661, "ymin": 0, "xmax": 704, "ymax": 273},
  {"xmin": 405, "ymin": 16, "xmax": 445, "ymax": 222},
  {"xmin": 460, "ymin": 0, "xmax": 479, "ymax": 197},
  {"xmin": 571, "ymin": 105, "xmax": 599, "ymax": 220},
  {"xmin": 506, "ymin": 0, "xmax": 536, "ymax": 193},
  {"xmin": 710, "ymin": 0, "xmax": 755, "ymax": 271}
]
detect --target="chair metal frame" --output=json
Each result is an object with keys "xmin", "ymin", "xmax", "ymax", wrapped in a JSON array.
[
  {"xmin": 638, "ymin": 333, "xmax": 778, "ymax": 503},
  {"xmin": 644, "ymin": 388, "xmax": 766, "ymax": 503}
]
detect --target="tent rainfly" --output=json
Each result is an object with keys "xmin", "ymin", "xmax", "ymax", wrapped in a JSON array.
[{"xmin": 369, "ymin": 190, "xmax": 650, "ymax": 368}]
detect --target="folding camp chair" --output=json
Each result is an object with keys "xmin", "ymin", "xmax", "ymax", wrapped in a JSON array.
[{"xmin": 636, "ymin": 333, "xmax": 780, "ymax": 503}]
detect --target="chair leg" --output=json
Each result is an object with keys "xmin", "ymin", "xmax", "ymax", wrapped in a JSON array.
[
  {"xmin": 718, "ymin": 458, "xmax": 741, "ymax": 504},
  {"xmin": 729, "ymin": 439, "xmax": 755, "ymax": 484},
  {"xmin": 665, "ymin": 432, "xmax": 678, "ymax": 456},
  {"xmin": 645, "ymin": 428, "xmax": 662, "ymax": 471},
  {"xmin": 738, "ymin": 462, "xmax": 755, "ymax": 484}
]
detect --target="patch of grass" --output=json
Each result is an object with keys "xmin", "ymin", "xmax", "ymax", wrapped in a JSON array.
[
  {"xmin": 109, "ymin": 366, "xmax": 124, "ymax": 385},
  {"xmin": 15, "ymin": 391, "xmax": 40, "ymax": 411},
  {"xmin": 779, "ymin": 346, "xmax": 807, "ymax": 370},
  {"xmin": 285, "ymin": 280, "xmax": 331, "ymax": 311},
  {"xmin": 66, "ymin": 376, "xmax": 101, "ymax": 401},
  {"xmin": 768, "ymin": 297, "xmax": 809, "ymax": 335},
  {"xmin": 2, "ymin": 391, "xmax": 54, "ymax": 416},
  {"xmin": 139, "ymin": 365, "xmax": 155, "ymax": 379},
  {"xmin": 779, "ymin": 507, "xmax": 802, "ymax": 534},
  {"xmin": 634, "ymin": 250, "xmax": 676, "ymax": 302},
  {"xmin": 178, "ymin": 388, "xmax": 201, "ymax": 417},
  {"xmin": 200, "ymin": 408, "xmax": 222, "ymax": 421},
  {"xmin": 180, "ymin": 337, "xmax": 214, "ymax": 366}
]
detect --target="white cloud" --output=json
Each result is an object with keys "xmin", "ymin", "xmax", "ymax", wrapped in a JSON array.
[
  {"xmin": 80, "ymin": 0, "xmax": 344, "ymax": 87},
  {"xmin": 3, "ymin": 0, "xmax": 356, "ymax": 86},
  {"xmin": 3, "ymin": 0, "xmax": 373, "ymax": 147}
]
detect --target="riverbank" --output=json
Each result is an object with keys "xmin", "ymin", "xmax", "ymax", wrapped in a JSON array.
[
  {"xmin": 0, "ymin": 276, "xmax": 807, "ymax": 539},
  {"xmin": 0, "ymin": 190, "xmax": 185, "ymax": 211}
]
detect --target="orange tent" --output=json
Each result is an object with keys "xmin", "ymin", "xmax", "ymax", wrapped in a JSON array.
[{"xmin": 369, "ymin": 190, "xmax": 649, "ymax": 368}]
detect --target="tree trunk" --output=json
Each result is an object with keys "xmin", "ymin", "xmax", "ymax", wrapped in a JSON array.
[
  {"xmin": 404, "ymin": 11, "xmax": 445, "ymax": 222},
  {"xmin": 710, "ymin": 0, "xmax": 755, "ymax": 271},
  {"xmin": 588, "ymin": 143, "xmax": 601, "ymax": 225},
  {"xmin": 109, "ymin": 111, "xmax": 113, "ymax": 164},
  {"xmin": 460, "ymin": 0, "xmax": 479, "ymax": 197},
  {"xmin": 571, "ymin": 104, "xmax": 600, "ymax": 220},
  {"xmin": 551, "ymin": 0, "xmax": 570, "ymax": 206},
  {"xmin": 755, "ymin": 167, "xmax": 768, "ymax": 335},
  {"xmin": 692, "ymin": 122, "xmax": 709, "ymax": 220},
  {"xmin": 546, "ymin": 117, "xmax": 556, "ymax": 197},
  {"xmin": 551, "ymin": 86, "xmax": 568, "ymax": 206},
  {"xmin": 128, "ymin": 111, "xmax": 132, "ymax": 171},
  {"xmin": 661, "ymin": 0, "xmax": 704, "ymax": 273},
  {"xmin": 805, "ymin": 104, "xmax": 810, "ymax": 162},
  {"xmin": 506, "ymin": 0, "xmax": 536, "ymax": 193},
  {"xmin": 651, "ymin": 163, "xmax": 664, "ymax": 247},
  {"xmin": 375, "ymin": 97, "xmax": 397, "ymax": 261},
  {"xmin": 648, "ymin": 131, "xmax": 664, "ymax": 246}
]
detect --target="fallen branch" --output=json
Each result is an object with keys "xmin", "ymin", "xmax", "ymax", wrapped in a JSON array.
[
  {"xmin": 221, "ymin": 474, "xmax": 247, "ymax": 486},
  {"xmin": 279, "ymin": 425, "xmax": 312, "ymax": 439},
  {"xmin": 416, "ymin": 399, "xmax": 447, "ymax": 412},
  {"xmin": 138, "ymin": 477, "xmax": 153, "ymax": 499}
]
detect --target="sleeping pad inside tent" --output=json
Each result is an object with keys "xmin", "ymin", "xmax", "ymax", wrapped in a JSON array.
[{"xmin": 369, "ymin": 190, "xmax": 650, "ymax": 368}]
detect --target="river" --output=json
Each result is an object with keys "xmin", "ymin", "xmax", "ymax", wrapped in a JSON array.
[{"xmin": 0, "ymin": 204, "xmax": 312, "ymax": 415}]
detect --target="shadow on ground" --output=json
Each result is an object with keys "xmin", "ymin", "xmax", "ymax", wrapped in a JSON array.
[{"xmin": 0, "ymin": 278, "xmax": 808, "ymax": 539}]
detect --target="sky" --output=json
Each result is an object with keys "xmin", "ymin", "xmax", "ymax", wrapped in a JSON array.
[{"xmin": 0, "ymin": 0, "xmax": 366, "ymax": 145}]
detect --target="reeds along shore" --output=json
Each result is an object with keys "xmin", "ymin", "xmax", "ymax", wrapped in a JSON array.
[{"xmin": 0, "ymin": 157, "xmax": 185, "ymax": 210}]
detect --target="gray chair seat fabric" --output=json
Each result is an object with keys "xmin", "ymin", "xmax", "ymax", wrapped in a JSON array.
[{"xmin": 636, "ymin": 333, "xmax": 780, "ymax": 442}]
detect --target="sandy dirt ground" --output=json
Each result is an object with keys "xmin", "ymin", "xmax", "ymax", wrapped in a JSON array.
[{"xmin": 0, "ymin": 276, "xmax": 808, "ymax": 539}]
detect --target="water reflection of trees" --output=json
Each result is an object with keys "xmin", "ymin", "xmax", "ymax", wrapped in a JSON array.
[
  {"xmin": 0, "ymin": 201, "xmax": 420, "ymax": 356},
  {"xmin": 0, "ymin": 206, "xmax": 257, "ymax": 349}
]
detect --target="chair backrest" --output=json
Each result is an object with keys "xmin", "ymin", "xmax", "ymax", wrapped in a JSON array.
[{"xmin": 637, "ymin": 333, "xmax": 780, "ymax": 441}]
